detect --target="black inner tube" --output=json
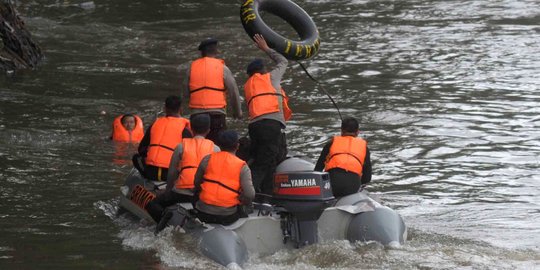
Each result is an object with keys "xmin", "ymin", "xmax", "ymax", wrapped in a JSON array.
[
  {"xmin": 259, "ymin": 1, "xmax": 314, "ymax": 40},
  {"xmin": 241, "ymin": 0, "xmax": 320, "ymax": 60}
]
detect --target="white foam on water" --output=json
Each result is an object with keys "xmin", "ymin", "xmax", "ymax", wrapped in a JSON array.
[
  {"xmin": 96, "ymin": 197, "xmax": 539, "ymax": 270},
  {"xmin": 96, "ymin": 198, "xmax": 222, "ymax": 269}
]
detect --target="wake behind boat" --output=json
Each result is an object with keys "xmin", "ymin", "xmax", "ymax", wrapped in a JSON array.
[{"xmin": 118, "ymin": 156, "xmax": 407, "ymax": 268}]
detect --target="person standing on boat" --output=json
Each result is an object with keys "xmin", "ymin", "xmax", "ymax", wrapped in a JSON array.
[
  {"xmin": 145, "ymin": 114, "xmax": 220, "ymax": 232},
  {"xmin": 243, "ymin": 34, "xmax": 292, "ymax": 194},
  {"xmin": 133, "ymin": 95, "xmax": 192, "ymax": 181},
  {"xmin": 314, "ymin": 117, "xmax": 372, "ymax": 197},
  {"xmin": 182, "ymin": 37, "xmax": 243, "ymax": 143},
  {"xmin": 193, "ymin": 130, "xmax": 255, "ymax": 225}
]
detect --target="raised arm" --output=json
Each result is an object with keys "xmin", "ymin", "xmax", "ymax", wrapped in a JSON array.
[{"xmin": 253, "ymin": 34, "xmax": 288, "ymax": 91}]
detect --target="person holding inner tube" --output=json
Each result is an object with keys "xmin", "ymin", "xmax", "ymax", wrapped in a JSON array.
[
  {"xmin": 182, "ymin": 38, "xmax": 243, "ymax": 143},
  {"xmin": 110, "ymin": 114, "xmax": 144, "ymax": 143},
  {"xmin": 314, "ymin": 117, "xmax": 372, "ymax": 197},
  {"xmin": 145, "ymin": 114, "xmax": 220, "ymax": 233},
  {"xmin": 193, "ymin": 130, "xmax": 255, "ymax": 225},
  {"xmin": 243, "ymin": 34, "xmax": 292, "ymax": 195},
  {"xmin": 133, "ymin": 95, "xmax": 192, "ymax": 181}
]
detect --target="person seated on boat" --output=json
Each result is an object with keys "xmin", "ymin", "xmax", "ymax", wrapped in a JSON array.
[
  {"xmin": 110, "ymin": 114, "xmax": 145, "ymax": 143},
  {"xmin": 314, "ymin": 117, "xmax": 372, "ymax": 197},
  {"xmin": 133, "ymin": 95, "xmax": 192, "ymax": 181},
  {"xmin": 243, "ymin": 34, "xmax": 292, "ymax": 195},
  {"xmin": 182, "ymin": 37, "xmax": 243, "ymax": 143},
  {"xmin": 145, "ymin": 114, "xmax": 220, "ymax": 232},
  {"xmin": 193, "ymin": 130, "xmax": 255, "ymax": 225}
]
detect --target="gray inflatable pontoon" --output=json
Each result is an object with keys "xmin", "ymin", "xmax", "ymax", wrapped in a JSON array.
[{"xmin": 118, "ymin": 157, "xmax": 407, "ymax": 268}]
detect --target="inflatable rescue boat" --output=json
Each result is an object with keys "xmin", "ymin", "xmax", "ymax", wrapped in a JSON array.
[{"xmin": 118, "ymin": 157, "xmax": 407, "ymax": 268}]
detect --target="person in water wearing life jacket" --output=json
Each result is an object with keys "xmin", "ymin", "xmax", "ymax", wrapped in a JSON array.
[
  {"xmin": 110, "ymin": 114, "xmax": 145, "ymax": 143},
  {"xmin": 133, "ymin": 95, "xmax": 192, "ymax": 181},
  {"xmin": 182, "ymin": 37, "xmax": 243, "ymax": 143},
  {"xmin": 145, "ymin": 114, "xmax": 220, "ymax": 233},
  {"xmin": 244, "ymin": 34, "xmax": 292, "ymax": 194},
  {"xmin": 314, "ymin": 117, "xmax": 372, "ymax": 197},
  {"xmin": 193, "ymin": 130, "xmax": 255, "ymax": 225}
]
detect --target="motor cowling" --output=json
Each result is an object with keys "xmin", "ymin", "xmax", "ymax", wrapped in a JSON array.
[
  {"xmin": 271, "ymin": 157, "xmax": 335, "ymax": 247},
  {"xmin": 273, "ymin": 171, "xmax": 334, "ymax": 218}
]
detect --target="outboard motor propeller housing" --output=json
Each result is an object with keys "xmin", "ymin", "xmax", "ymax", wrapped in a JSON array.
[{"xmin": 272, "ymin": 158, "xmax": 335, "ymax": 247}]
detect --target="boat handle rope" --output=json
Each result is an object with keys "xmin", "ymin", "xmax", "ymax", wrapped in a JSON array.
[{"xmin": 297, "ymin": 61, "xmax": 343, "ymax": 121}]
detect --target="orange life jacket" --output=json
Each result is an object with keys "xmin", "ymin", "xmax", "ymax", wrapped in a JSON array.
[
  {"xmin": 145, "ymin": 117, "xmax": 190, "ymax": 168},
  {"xmin": 175, "ymin": 137, "xmax": 215, "ymax": 189},
  {"xmin": 325, "ymin": 136, "xmax": 367, "ymax": 176},
  {"xmin": 111, "ymin": 115, "xmax": 144, "ymax": 143},
  {"xmin": 244, "ymin": 73, "xmax": 292, "ymax": 120},
  {"xmin": 189, "ymin": 57, "xmax": 226, "ymax": 109},
  {"xmin": 199, "ymin": 152, "xmax": 246, "ymax": 208}
]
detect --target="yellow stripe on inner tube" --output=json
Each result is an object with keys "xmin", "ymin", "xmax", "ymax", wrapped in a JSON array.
[
  {"xmin": 284, "ymin": 40, "xmax": 292, "ymax": 54},
  {"xmin": 240, "ymin": 0, "xmax": 320, "ymax": 60}
]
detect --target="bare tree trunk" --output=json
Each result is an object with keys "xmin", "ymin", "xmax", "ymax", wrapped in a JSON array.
[{"xmin": 1, "ymin": 0, "xmax": 43, "ymax": 73}]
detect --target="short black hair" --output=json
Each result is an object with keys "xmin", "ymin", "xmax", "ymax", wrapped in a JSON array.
[
  {"xmin": 191, "ymin": 114, "xmax": 211, "ymax": 134},
  {"xmin": 246, "ymin": 58, "xmax": 265, "ymax": 76},
  {"xmin": 165, "ymin": 95, "xmax": 182, "ymax": 113},
  {"xmin": 341, "ymin": 117, "xmax": 359, "ymax": 133},
  {"xmin": 120, "ymin": 114, "xmax": 135, "ymax": 124},
  {"xmin": 198, "ymin": 38, "xmax": 218, "ymax": 50},
  {"xmin": 217, "ymin": 130, "xmax": 239, "ymax": 151},
  {"xmin": 201, "ymin": 44, "xmax": 218, "ymax": 56}
]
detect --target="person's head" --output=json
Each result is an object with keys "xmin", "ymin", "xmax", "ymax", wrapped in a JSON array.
[
  {"xmin": 217, "ymin": 130, "xmax": 239, "ymax": 152},
  {"xmin": 341, "ymin": 117, "xmax": 359, "ymax": 136},
  {"xmin": 190, "ymin": 114, "xmax": 211, "ymax": 136},
  {"xmin": 246, "ymin": 58, "xmax": 266, "ymax": 76},
  {"xmin": 120, "ymin": 114, "xmax": 136, "ymax": 131},
  {"xmin": 198, "ymin": 38, "xmax": 219, "ymax": 57},
  {"xmin": 164, "ymin": 95, "xmax": 182, "ymax": 116}
]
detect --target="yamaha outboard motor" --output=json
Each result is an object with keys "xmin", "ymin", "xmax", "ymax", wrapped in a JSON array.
[{"xmin": 272, "ymin": 157, "xmax": 335, "ymax": 247}]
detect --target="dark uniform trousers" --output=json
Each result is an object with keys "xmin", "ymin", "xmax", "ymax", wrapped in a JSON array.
[
  {"xmin": 195, "ymin": 207, "xmax": 247, "ymax": 226},
  {"xmin": 327, "ymin": 168, "xmax": 363, "ymax": 197},
  {"xmin": 248, "ymin": 119, "xmax": 287, "ymax": 194},
  {"xmin": 145, "ymin": 190, "xmax": 194, "ymax": 223}
]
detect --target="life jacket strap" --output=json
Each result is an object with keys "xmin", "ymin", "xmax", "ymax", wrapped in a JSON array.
[
  {"xmin": 180, "ymin": 165, "xmax": 197, "ymax": 172},
  {"xmin": 190, "ymin": 86, "xmax": 226, "ymax": 94},
  {"xmin": 202, "ymin": 178, "xmax": 241, "ymax": 194},
  {"xmin": 247, "ymin": 92, "xmax": 283, "ymax": 106},
  {"xmin": 148, "ymin": 144, "xmax": 175, "ymax": 152},
  {"xmin": 327, "ymin": 152, "xmax": 364, "ymax": 167}
]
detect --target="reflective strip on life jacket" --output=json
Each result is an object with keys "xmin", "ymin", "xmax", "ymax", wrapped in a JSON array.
[
  {"xmin": 189, "ymin": 57, "xmax": 226, "ymax": 109},
  {"xmin": 325, "ymin": 136, "xmax": 367, "ymax": 176},
  {"xmin": 175, "ymin": 138, "xmax": 215, "ymax": 189},
  {"xmin": 112, "ymin": 115, "xmax": 144, "ymax": 143},
  {"xmin": 244, "ymin": 73, "xmax": 281, "ymax": 120},
  {"xmin": 145, "ymin": 117, "xmax": 190, "ymax": 168},
  {"xmin": 199, "ymin": 152, "xmax": 246, "ymax": 208}
]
